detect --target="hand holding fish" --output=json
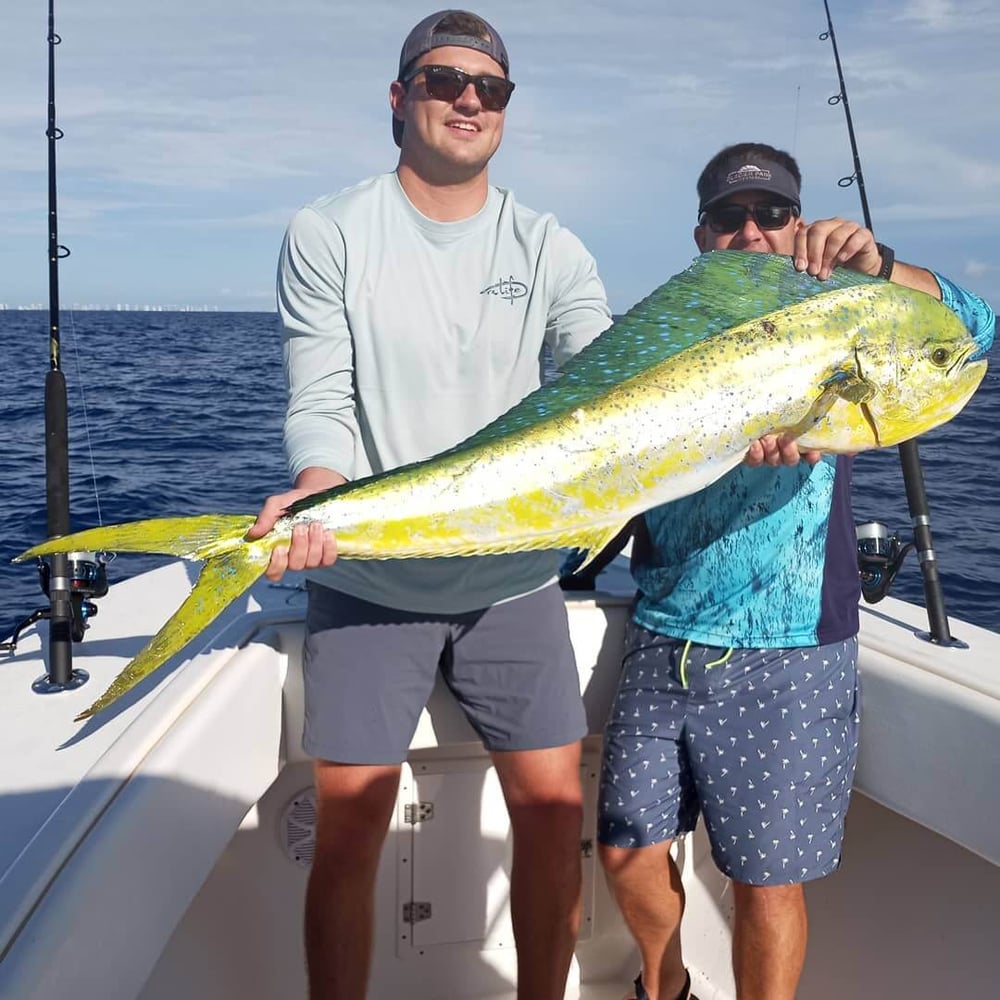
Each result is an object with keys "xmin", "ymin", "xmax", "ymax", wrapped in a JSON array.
[
  {"xmin": 744, "ymin": 434, "xmax": 823, "ymax": 468},
  {"xmin": 247, "ymin": 468, "xmax": 343, "ymax": 581},
  {"xmin": 793, "ymin": 217, "xmax": 882, "ymax": 281},
  {"xmin": 794, "ymin": 217, "xmax": 942, "ymax": 299}
]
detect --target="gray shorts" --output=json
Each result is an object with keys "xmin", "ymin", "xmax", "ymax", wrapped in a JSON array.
[
  {"xmin": 598, "ymin": 623, "xmax": 860, "ymax": 885},
  {"xmin": 301, "ymin": 582, "xmax": 587, "ymax": 764}
]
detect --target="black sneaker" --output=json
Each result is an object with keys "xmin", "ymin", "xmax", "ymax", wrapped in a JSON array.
[{"xmin": 627, "ymin": 969, "xmax": 700, "ymax": 1000}]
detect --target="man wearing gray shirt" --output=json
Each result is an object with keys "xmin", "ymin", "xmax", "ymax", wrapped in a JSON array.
[{"xmin": 250, "ymin": 9, "xmax": 612, "ymax": 999}]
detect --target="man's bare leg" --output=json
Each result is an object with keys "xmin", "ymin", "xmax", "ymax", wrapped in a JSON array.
[
  {"xmin": 493, "ymin": 742, "xmax": 584, "ymax": 1000},
  {"xmin": 599, "ymin": 842, "xmax": 688, "ymax": 1000},
  {"xmin": 731, "ymin": 881, "xmax": 807, "ymax": 1000},
  {"xmin": 305, "ymin": 761, "xmax": 401, "ymax": 1000}
]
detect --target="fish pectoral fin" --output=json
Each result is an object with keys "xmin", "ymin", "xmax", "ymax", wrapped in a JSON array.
[
  {"xmin": 782, "ymin": 371, "xmax": 875, "ymax": 440},
  {"xmin": 824, "ymin": 371, "xmax": 881, "ymax": 446},
  {"xmin": 74, "ymin": 543, "xmax": 271, "ymax": 721},
  {"xmin": 781, "ymin": 381, "xmax": 842, "ymax": 439},
  {"xmin": 822, "ymin": 369, "xmax": 876, "ymax": 405}
]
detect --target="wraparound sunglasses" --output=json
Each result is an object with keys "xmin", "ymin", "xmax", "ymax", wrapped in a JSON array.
[
  {"xmin": 698, "ymin": 203, "xmax": 799, "ymax": 234},
  {"xmin": 400, "ymin": 64, "xmax": 515, "ymax": 112}
]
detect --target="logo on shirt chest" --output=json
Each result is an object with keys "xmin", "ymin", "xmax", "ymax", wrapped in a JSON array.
[{"xmin": 481, "ymin": 275, "xmax": 528, "ymax": 304}]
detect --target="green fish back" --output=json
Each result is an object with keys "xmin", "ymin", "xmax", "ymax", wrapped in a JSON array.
[
  {"xmin": 288, "ymin": 251, "xmax": 881, "ymax": 512},
  {"xmin": 452, "ymin": 250, "xmax": 881, "ymax": 450}
]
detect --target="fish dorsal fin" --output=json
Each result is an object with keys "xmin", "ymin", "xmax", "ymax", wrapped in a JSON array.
[{"xmin": 453, "ymin": 252, "xmax": 881, "ymax": 449}]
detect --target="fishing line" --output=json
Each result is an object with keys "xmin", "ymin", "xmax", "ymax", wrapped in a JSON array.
[
  {"xmin": 791, "ymin": 85, "xmax": 800, "ymax": 156},
  {"xmin": 66, "ymin": 309, "xmax": 105, "ymax": 528}
]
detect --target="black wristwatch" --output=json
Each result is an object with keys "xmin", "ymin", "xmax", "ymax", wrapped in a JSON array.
[{"xmin": 875, "ymin": 242, "xmax": 895, "ymax": 281}]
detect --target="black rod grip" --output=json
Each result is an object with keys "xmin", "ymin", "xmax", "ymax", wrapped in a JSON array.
[{"xmin": 898, "ymin": 439, "xmax": 952, "ymax": 643}]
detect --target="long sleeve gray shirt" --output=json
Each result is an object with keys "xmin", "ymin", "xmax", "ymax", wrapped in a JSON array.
[{"xmin": 278, "ymin": 172, "xmax": 612, "ymax": 613}]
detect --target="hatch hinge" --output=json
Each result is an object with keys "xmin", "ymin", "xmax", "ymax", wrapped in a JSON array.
[
  {"xmin": 402, "ymin": 901, "xmax": 432, "ymax": 924},
  {"xmin": 404, "ymin": 801, "xmax": 434, "ymax": 824}
]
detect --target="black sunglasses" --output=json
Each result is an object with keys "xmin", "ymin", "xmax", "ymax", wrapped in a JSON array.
[
  {"xmin": 400, "ymin": 64, "xmax": 515, "ymax": 112},
  {"xmin": 698, "ymin": 203, "xmax": 799, "ymax": 234}
]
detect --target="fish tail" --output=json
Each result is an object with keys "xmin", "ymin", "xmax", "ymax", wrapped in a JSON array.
[
  {"xmin": 14, "ymin": 514, "xmax": 258, "ymax": 563},
  {"xmin": 74, "ymin": 542, "xmax": 271, "ymax": 720}
]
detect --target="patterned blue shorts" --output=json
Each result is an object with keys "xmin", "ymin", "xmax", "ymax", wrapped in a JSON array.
[{"xmin": 598, "ymin": 623, "xmax": 860, "ymax": 885}]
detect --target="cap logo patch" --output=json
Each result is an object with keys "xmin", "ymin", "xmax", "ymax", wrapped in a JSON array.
[{"xmin": 727, "ymin": 164, "xmax": 772, "ymax": 186}]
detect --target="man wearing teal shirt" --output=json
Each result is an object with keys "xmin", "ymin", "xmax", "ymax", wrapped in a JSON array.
[{"xmin": 598, "ymin": 142, "xmax": 994, "ymax": 1000}]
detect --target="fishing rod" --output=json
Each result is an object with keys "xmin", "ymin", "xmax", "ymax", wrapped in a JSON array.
[
  {"xmin": 820, "ymin": 0, "xmax": 959, "ymax": 646},
  {"xmin": 41, "ymin": 0, "xmax": 81, "ymax": 689},
  {"xmin": 1, "ymin": 2, "xmax": 107, "ymax": 685}
]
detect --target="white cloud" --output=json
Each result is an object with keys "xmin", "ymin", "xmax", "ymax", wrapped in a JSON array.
[
  {"xmin": 895, "ymin": 0, "xmax": 961, "ymax": 29},
  {"xmin": 893, "ymin": 0, "xmax": 1000, "ymax": 31},
  {"xmin": 3, "ymin": 0, "xmax": 999, "ymax": 310},
  {"xmin": 965, "ymin": 260, "xmax": 999, "ymax": 278}
]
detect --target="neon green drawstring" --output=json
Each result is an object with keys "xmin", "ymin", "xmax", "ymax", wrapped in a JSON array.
[
  {"xmin": 679, "ymin": 639, "xmax": 692, "ymax": 688},
  {"xmin": 678, "ymin": 640, "xmax": 733, "ymax": 688}
]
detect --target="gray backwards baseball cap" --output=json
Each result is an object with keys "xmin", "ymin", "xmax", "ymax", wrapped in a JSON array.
[
  {"xmin": 698, "ymin": 151, "xmax": 801, "ymax": 213},
  {"xmin": 393, "ymin": 9, "xmax": 510, "ymax": 147}
]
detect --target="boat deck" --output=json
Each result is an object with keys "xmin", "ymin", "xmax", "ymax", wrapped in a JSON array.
[{"xmin": 2, "ymin": 559, "xmax": 999, "ymax": 998}]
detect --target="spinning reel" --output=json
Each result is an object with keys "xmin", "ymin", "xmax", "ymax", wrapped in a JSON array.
[
  {"xmin": 856, "ymin": 521, "xmax": 913, "ymax": 604},
  {"xmin": 1, "ymin": 551, "xmax": 108, "ymax": 653}
]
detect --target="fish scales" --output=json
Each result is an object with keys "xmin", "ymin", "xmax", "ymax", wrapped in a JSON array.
[{"xmin": 281, "ymin": 281, "xmax": 975, "ymax": 559}]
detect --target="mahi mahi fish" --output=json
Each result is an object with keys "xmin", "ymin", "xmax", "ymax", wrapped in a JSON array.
[{"xmin": 16, "ymin": 251, "xmax": 986, "ymax": 720}]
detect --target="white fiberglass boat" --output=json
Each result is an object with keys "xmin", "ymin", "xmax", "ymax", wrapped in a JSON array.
[
  {"xmin": 1, "ymin": 555, "xmax": 997, "ymax": 999},
  {"xmin": 4, "ymin": 1, "xmax": 995, "ymax": 993}
]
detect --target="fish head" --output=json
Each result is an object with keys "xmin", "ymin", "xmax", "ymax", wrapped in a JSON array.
[{"xmin": 797, "ymin": 285, "xmax": 987, "ymax": 451}]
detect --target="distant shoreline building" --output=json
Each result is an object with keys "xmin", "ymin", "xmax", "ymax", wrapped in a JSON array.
[{"xmin": 0, "ymin": 304, "xmax": 256, "ymax": 312}]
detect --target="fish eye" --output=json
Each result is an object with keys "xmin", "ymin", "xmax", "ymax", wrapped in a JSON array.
[{"xmin": 930, "ymin": 347, "xmax": 951, "ymax": 367}]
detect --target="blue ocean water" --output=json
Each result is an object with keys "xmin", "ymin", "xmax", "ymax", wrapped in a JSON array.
[{"xmin": 1, "ymin": 310, "xmax": 998, "ymax": 640}]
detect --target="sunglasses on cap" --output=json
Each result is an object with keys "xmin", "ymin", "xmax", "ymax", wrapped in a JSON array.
[
  {"xmin": 400, "ymin": 64, "xmax": 515, "ymax": 112},
  {"xmin": 698, "ymin": 203, "xmax": 799, "ymax": 234}
]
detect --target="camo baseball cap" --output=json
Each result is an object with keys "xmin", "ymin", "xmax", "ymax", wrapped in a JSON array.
[
  {"xmin": 698, "ymin": 151, "xmax": 801, "ymax": 213},
  {"xmin": 393, "ymin": 9, "xmax": 510, "ymax": 147}
]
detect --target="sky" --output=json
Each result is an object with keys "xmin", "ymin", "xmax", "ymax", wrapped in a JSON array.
[{"xmin": 3, "ymin": 0, "xmax": 999, "ymax": 314}]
